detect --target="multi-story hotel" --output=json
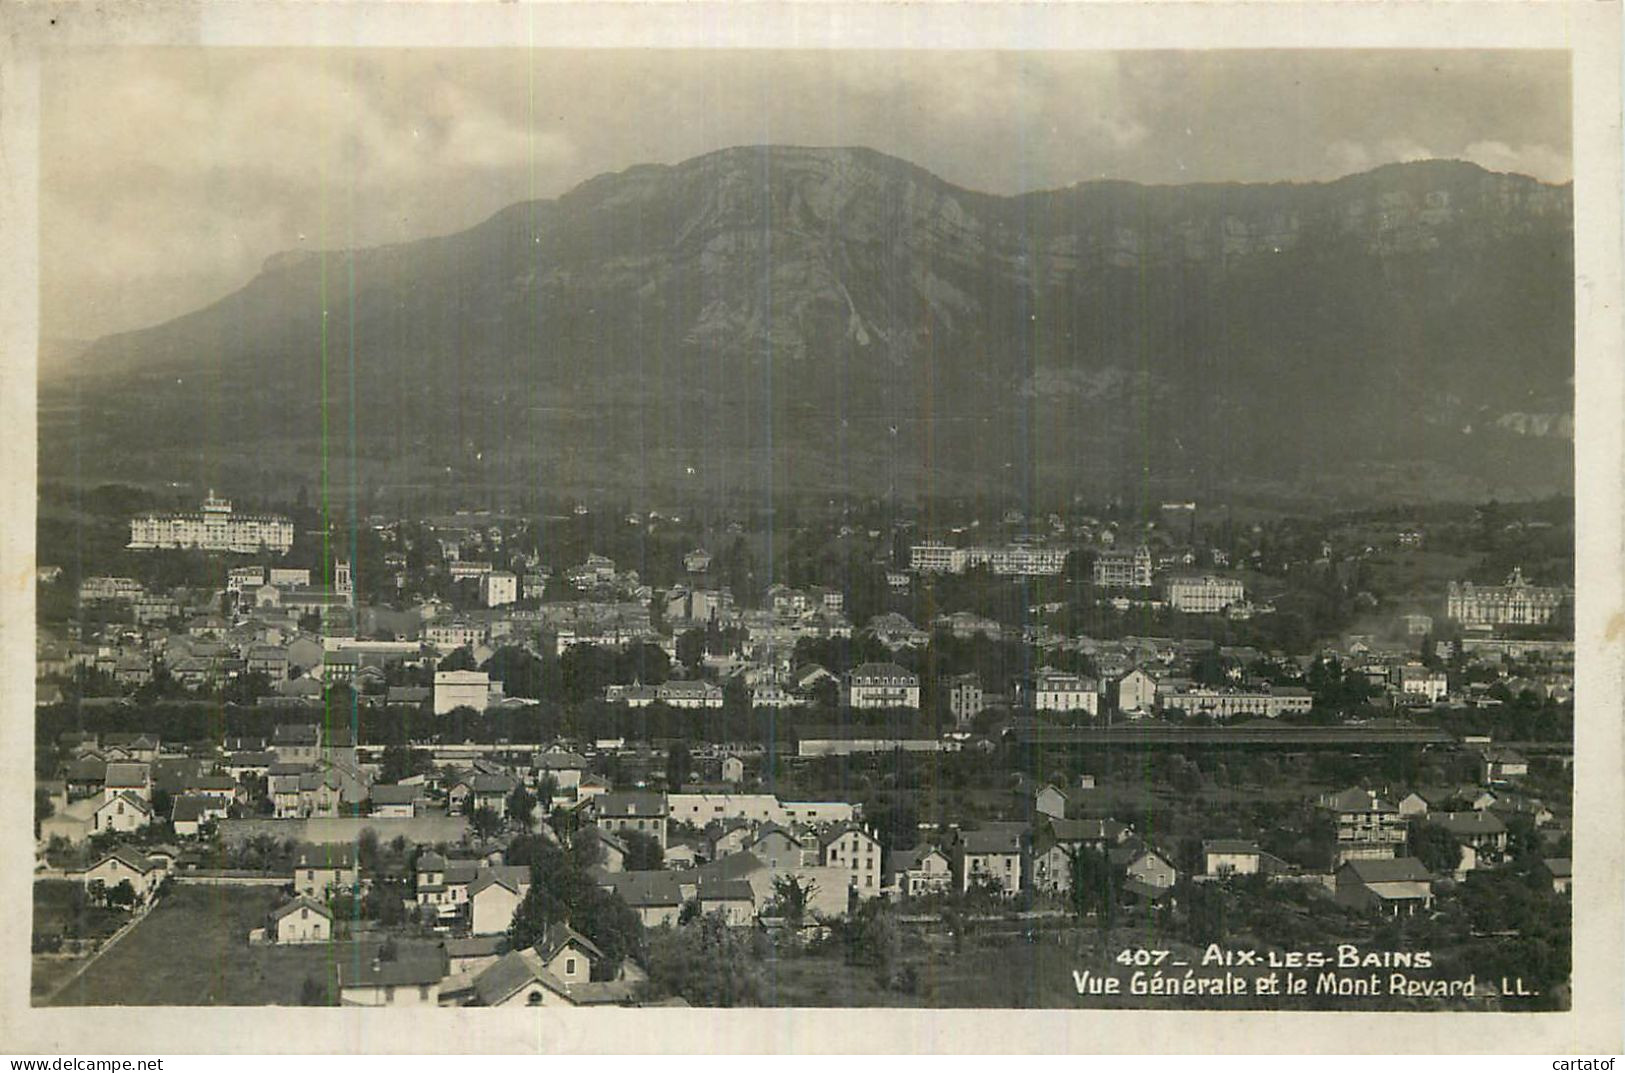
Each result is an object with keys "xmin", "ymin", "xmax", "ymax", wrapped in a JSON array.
[
  {"xmin": 910, "ymin": 541, "xmax": 1068, "ymax": 576},
  {"xmin": 1016, "ymin": 668, "xmax": 1099, "ymax": 714},
  {"xmin": 909, "ymin": 542, "xmax": 969, "ymax": 574},
  {"xmin": 842, "ymin": 662, "xmax": 921, "ymax": 710},
  {"xmin": 127, "ymin": 493, "xmax": 294, "ymax": 554},
  {"xmin": 1165, "ymin": 574, "xmax": 1245, "ymax": 614},
  {"xmin": 1156, "ymin": 684, "xmax": 1313, "ymax": 718},
  {"xmin": 1318, "ymin": 788, "xmax": 1408, "ymax": 865},
  {"xmin": 79, "ymin": 576, "xmax": 145, "ymax": 602},
  {"xmin": 1446, "ymin": 567, "xmax": 1571, "ymax": 626},
  {"xmin": 1092, "ymin": 544, "xmax": 1154, "ymax": 588}
]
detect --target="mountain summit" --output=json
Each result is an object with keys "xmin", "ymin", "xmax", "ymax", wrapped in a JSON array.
[{"xmin": 43, "ymin": 146, "xmax": 1573, "ymax": 508}]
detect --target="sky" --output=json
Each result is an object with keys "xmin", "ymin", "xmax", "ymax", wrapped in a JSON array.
[{"xmin": 41, "ymin": 48, "xmax": 1571, "ymax": 341}]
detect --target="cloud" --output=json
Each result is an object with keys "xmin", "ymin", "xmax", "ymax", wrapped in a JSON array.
[
  {"xmin": 40, "ymin": 48, "xmax": 1572, "ymax": 340},
  {"xmin": 1461, "ymin": 140, "xmax": 1571, "ymax": 183}
]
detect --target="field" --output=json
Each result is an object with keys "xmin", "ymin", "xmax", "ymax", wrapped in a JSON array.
[
  {"xmin": 33, "ymin": 880, "xmax": 128, "ymax": 944},
  {"xmin": 40, "ymin": 885, "xmax": 352, "ymax": 1006},
  {"xmin": 749, "ymin": 919, "xmax": 1489, "ymax": 1011}
]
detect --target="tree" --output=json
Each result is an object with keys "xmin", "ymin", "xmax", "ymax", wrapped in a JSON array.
[
  {"xmin": 105, "ymin": 879, "xmax": 137, "ymax": 911},
  {"xmin": 767, "ymin": 873, "xmax": 818, "ymax": 932},
  {"xmin": 506, "ymin": 841, "xmax": 645, "ymax": 978},
  {"xmin": 469, "ymin": 806, "xmax": 503, "ymax": 841},
  {"xmin": 358, "ymin": 858, "xmax": 407, "ymax": 912},
  {"xmin": 299, "ymin": 975, "xmax": 329, "ymax": 1006},
  {"xmin": 440, "ymin": 647, "xmax": 478, "ymax": 672},
  {"xmin": 34, "ymin": 787, "xmax": 55, "ymax": 839},
  {"xmin": 675, "ymin": 630, "xmax": 706, "ymax": 671},
  {"xmin": 357, "ymin": 827, "xmax": 382, "ymax": 875},
  {"xmin": 664, "ymin": 741, "xmax": 693, "ymax": 792},
  {"xmin": 1407, "ymin": 818, "xmax": 1463, "ymax": 875},
  {"xmin": 508, "ymin": 785, "xmax": 537, "ymax": 831},
  {"xmin": 1068, "ymin": 846, "xmax": 1121, "ymax": 942},
  {"xmin": 838, "ymin": 898, "xmax": 903, "ymax": 988},
  {"xmin": 623, "ymin": 831, "xmax": 665, "ymax": 872},
  {"xmin": 639, "ymin": 912, "xmax": 763, "ymax": 1007},
  {"xmin": 380, "ymin": 744, "xmax": 422, "ymax": 784}
]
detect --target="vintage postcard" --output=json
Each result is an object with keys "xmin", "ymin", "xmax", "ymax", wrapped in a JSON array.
[{"xmin": 1, "ymin": 0, "xmax": 1620, "ymax": 1055}]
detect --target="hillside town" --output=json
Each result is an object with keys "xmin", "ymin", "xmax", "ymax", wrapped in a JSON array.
[{"xmin": 33, "ymin": 487, "xmax": 1574, "ymax": 1008}]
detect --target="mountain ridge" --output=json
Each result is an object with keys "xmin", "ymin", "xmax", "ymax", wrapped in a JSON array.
[{"xmin": 41, "ymin": 146, "xmax": 1573, "ymax": 511}]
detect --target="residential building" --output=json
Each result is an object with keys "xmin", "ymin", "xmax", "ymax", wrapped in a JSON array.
[
  {"xmin": 480, "ymin": 572, "xmax": 518, "ymax": 608},
  {"xmin": 946, "ymin": 674, "xmax": 985, "ymax": 726},
  {"xmin": 93, "ymin": 792, "xmax": 152, "ymax": 835},
  {"xmin": 368, "ymin": 784, "xmax": 422, "ymax": 818},
  {"xmin": 1030, "ymin": 817, "xmax": 1132, "ymax": 894},
  {"xmin": 269, "ymin": 897, "xmax": 333, "ymax": 944},
  {"xmin": 887, "ymin": 846, "xmax": 953, "ymax": 899},
  {"xmin": 434, "ymin": 669, "xmax": 501, "ymax": 715},
  {"xmin": 1334, "ymin": 858, "xmax": 1435, "ymax": 916},
  {"xmin": 103, "ymin": 762, "xmax": 152, "ymax": 802},
  {"xmin": 950, "ymin": 823, "xmax": 1026, "ymax": 897},
  {"xmin": 1541, "ymin": 858, "xmax": 1572, "ymax": 896},
  {"xmin": 1424, "ymin": 810, "xmax": 1509, "ymax": 861},
  {"xmin": 1203, "ymin": 840, "xmax": 1265, "ymax": 876},
  {"xmin": 1481, "ymin": 747, "xmax": 1530, "ymax": 784},
  {"xmin": 338, "ymin": 950, "xmax": 447, "ymax": 1007},
  {"xmin": 842, "ymin": 662, "xmax": 920, "ymax": 710},
  {"xmin": 468, "ymin": 869, "xmax": 530, "ymax": 936},
  {"xmin": 593, "ymin": 792, "xmax": 669, "ymax": 850},
  {"xmin": 292, "ymin": 843, "xmax": 359, "ymax": 899},
  {"xmin": 1117, "ymin": 667, "xmax": 1158, "ymax": 713},
  {"xmin": 70, "ymin": 849, "xmax": 165, "ymax": 904},
  {"xmin": 1392, "ymin": 663, "xmax": 1449, "ymax": 703},
  {"xmin": 657, "ymin": 679, "xmax": 724, "ymax": 709},
  {"xmin": 1319, "ymin": 788, "xmax": 1408, "ymax": 864},
  {"xmin": 821, "ymin": 824, "xmax": 884, "ymax": 897}
]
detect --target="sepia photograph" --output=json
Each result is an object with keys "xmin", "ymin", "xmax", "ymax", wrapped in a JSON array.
[{"xmin": 3, "ymin": 0, "xmax": 1621, "ymax": 1056}]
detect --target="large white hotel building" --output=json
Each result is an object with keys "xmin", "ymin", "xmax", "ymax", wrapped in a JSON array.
[{"xmin": 127, "ymin": 493, "xmax": 295, "ymax": 555}]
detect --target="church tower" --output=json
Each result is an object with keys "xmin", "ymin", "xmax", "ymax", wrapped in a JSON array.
[{"xmin": 334, "ymin": 559, "xmax": 353, "ymax": 606}]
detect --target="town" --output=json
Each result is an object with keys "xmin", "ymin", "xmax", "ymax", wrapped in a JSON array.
[{"xmin": 32, "ymin": 484, "xmax": 1575, "ymax": 1009}]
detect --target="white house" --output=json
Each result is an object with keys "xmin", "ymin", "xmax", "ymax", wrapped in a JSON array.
[
  {"xmin": 820, "ymin": 824, "xmax": 884, "ymax": 897},
  {"xmin": 433, "ymin": 669, "xmax": 502, "ymax": 715},
  {"xmin": 468, "ymin": 869, "xmax": 531, "ymax": 936},
  {"xmin": 93, "ymin": 792, "xmax": 152, "ymax": 835},
  {"xmin": 269, "ymin": 896, "xmax": 333, "ymax": 944}
]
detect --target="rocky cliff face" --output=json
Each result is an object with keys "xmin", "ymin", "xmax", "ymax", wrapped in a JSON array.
[{"xmin": 44, "ymin": 147, "xmax": 1573, "ymax": 507}]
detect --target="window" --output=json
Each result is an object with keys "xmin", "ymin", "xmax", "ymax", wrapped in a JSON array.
[
  {"xmin": 565, "ymin": 958, "xmax": 577, "ymax": 976},
  {"xmin": 419, "ymin": 985, "xmax": 430, "ymax": 1000},
  {"xmin": 528, "ymin": 991, "xmax": 543, "ymax": 1006},
  {"xmin": 385, "ymin": 986, "xmax": 395, "ymax": 1002},
  {"xmin": 301, "ymin": 908, "xmax": 309, "ymax": 919}
]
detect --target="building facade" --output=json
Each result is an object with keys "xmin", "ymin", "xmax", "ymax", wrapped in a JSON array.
[
  {"xmin": 1446, "ymin": 568, "xmax": 1572, "ymax": 626},
  {"xmin": 128, "ymin": 493, "xmax": 294, "ymax": 554},
  {"xmin": 1093, "ymin": 545, "xmax": 1154, "ymax": 588},
  {"xmin": 1164, "ymin": 575, "xmax": 1245, "ymax": 614},
  {"xmin": 842, "ymin": 663, "xmax": 921, "ymax": 709}
]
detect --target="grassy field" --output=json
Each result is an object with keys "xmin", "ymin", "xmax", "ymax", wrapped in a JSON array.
[
  {"xmin": 33, "ymin": 880, "xmax": 128, "ymax": 944},
  {"xmin": 41, "ymin": 885, "xmax": 357, "ymax": 1007},
  {"xmin": 754, "ymin": 925, "xmax": 1215, "ymax": 1008},
  {"xmin": 749, "ymin": 920, "xmax": 1470, "ymax": 1010}
]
